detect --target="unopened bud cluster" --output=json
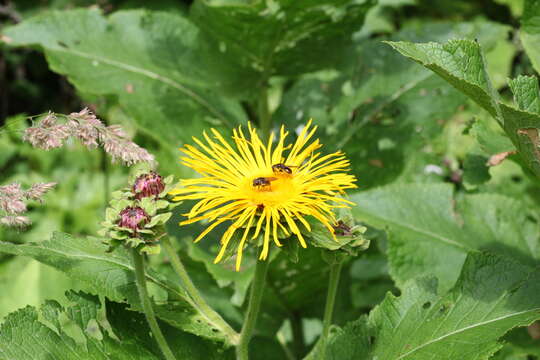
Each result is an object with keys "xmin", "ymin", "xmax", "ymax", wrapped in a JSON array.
[{"xmin": 99, "ymin": 170, "xmax": 177, "ymax": 254}]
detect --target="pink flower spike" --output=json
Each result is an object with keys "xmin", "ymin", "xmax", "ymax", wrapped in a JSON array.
[
  {"xmin": 25, "ymin": 182, "xmax": 57, "ymax": 201},
  {"xmin": 0, "ymin": 198, "xmax": 26, "ymax": 214},
  {"xmin": 0, "ymin": 183, "xmax": 23, "ymax": 197},
  {"xmin": 23, "ymin": 112, "xmax": 71, "ymax": 150}
]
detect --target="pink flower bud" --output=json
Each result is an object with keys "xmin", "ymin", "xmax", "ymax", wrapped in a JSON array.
[
  {"xmin": 0, "ymin": 215, "xmax": 31, "ymax": 228},
  {"xmin": 0, "ymin": 199, "xmax": 26, "ymax": 214},
  {"xmin": 133, "ymin": 172, "xmax": 165, "ymax": 199},
  {"xmin": 25, "ymin": 182, "xmax": 56, "ymax": 201},
  {"xmin": 0, "ymin": 183, "xmax": 23, "ymax": 197},
  {"xmin": 23, "ymin": 113, "xmax": 71, "ymax": 150},
  {"xmin": 118, "ymin": 206, "xmax": 150, "ymax": 234}
]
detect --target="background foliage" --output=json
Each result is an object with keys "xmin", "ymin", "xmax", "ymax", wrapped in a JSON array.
[{"xmin": 2, "ymin": 0, "xmax": 540, "ymax": 359}]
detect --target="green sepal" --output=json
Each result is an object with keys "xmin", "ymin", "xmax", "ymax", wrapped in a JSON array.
[
  {"xmin": 154, "ymin": 200, "xmax": 170, "ymax": 211},
  {"xmin": 139, "ymin": 243, "xmax": 161, "ymax": 255},
  {"xmin": 168, "ymin": 201, "xmax": 183, "ymax": 209},
  {"xmin": 105, "ymin": 207, "xmax": 119, "ymax": 223},
  {"xmin": 136, "ymin": 228, "xmax": 154, "ymax": 235},
  {"xmin": 97, "ymin": 228, "xmax": 108, "ymax": 237},
  {"xmin": 105, "ymin": 239, "xmax": 123, "ymax": 253},
  {"xmin": 125, "ymin": 237, "xmax": 145, "ymax": 248},
  {"xmin": 111, "ymin": 198, "xmax": 132, "ymax": 212},
  {"xmin": 145, "ymin": 213, "xmax": 172, "ymax": 228},
  {"xmin": 111, "ymin": 189, "xmax": 131, "ymax": 200},
  {"xmin": 110, "ymin": 230, "xmax": 129, "ymax": 240},
  {"xmin": 139, "ymin": 197, "xmax": 157, "ymax": 215},
  {"xmin": 163, "ymin": 175, "xmax": 174, "ymax": 185}
]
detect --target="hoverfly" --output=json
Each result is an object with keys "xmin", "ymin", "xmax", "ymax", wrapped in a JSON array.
[
  {"xmin": 272, "ymin": 163, "xmax": 298, "ymax": 175},
  {"xmin": 252, "ymin": 176, "xmax": 278, "ymax": 190}
]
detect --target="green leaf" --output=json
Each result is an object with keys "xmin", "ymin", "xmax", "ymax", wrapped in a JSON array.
[
  {"xmin": 462, "ymin": 153, "xmax": 491, "ymax": 187},
  {"xmin": 521, "ymin": 0, "xmax": 540, "ymax": 75},
  {"xmin": 0, "ymin": 232, "xmax": 231, "ymax": 344},
  {"xmin": 327, "ymin": 253, "xmax": 540, "ymax": 360},
  {"xmin": 0, "ymin": 291, "xmax": 159, "ymax": 359},
  {"xmin": 371, "ymin": 253, "xmax": 540, "ymax": 359},
  {"xmin": 387, "ymin": 38, "xmax": 540, "ymax": 179},
  {"xmin": 0, "ymin": 291, "xmax": 232, "ymax": 360},
  {"xmin": 496, "ymin": 327, "xmax": 540, "ymax": 359},
  {"xmin": 190, "ymin": 0, "xmax": 376, "ymax": 85},
  {"xmin": 386, "ymin": 39, "xmax": 500, "ymax": 118},
  {"xmin": 105, "ymin": 299, "xmax": 233, "ymax": 360},
  {"xmin": 0, "ymin": 257, "xmax": 76, "ymax": 320},
  {"xmin": 509, "ymin": 75, "xmax": 540, "ymax": 113},
  {"xmin": 351, "ymin": 183, "xmax": 540, "ymax": 292},
  {"xmin": 469, "ymin": 115, "xmax": 515, "ymax": 155},
  {"xmin": 322, "ymin": 317, "xmax": 371, "ymax": 360},
  {"xmin": 2, "ymin": 8, "xmax": 246, "ymax": 154}
]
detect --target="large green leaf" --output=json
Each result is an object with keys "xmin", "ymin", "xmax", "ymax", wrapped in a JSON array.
[
  {"xmin": 0, "ymin": 232, "xmax": 234, "ymax": 344},
  {"xmin": 387, "ymin": 38, "xmax": 540, "ymax": 179},
  {"xmin": 0, "ymin": 291, "xmax": 157, "ymax": 360},
  {"xmin": 106, "ymin": 299, "xmax": 233, "ymax": 360},
  {"xmin": 0, "ymin": 256, "xmax": 75, "ymax": 320},
  {"xmin": 2, "ymin": 8, "xmax": 246, "ymax": 154},
  {"xmin": 351, "ymin": 183, "xmax": 540, "ymax": 292},
  {"xmin": 274, "ymin": 21, "xmax": 509, "ymax": 188},
  {"xmin": 326, "ymin": 253, "xmax": 540, "ymax": 359},
  {"xmin": 190, "ymin": 0, "xmax": 376, "ymax": 87},
  {"xmin": 0, "ymin": 291, "xmax": 232, "ymax": 360}
]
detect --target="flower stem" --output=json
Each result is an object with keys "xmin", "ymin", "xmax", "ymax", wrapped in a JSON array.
[
  {"xmin": 319, "ymin": 261, "xmax": 343, "ymax": 358},
  {"xmin": 100, "ymin": 147, "xmax": 110, "ymax": 206},
  {"xmin": 258, "ymin": 86, "xmax": 271, "ymax": 139},
  {"xmin": 161, "ymin": 237, "xmax": 240, "ymax": 344},
  {"xmin": 291, "ymin": 311, "xmax": 306, "ymax": 357},
  {"xmin": 236, "ymin": 257, "xmax": 271, "ymax": 360},
  {"xmin": 131, "ymin": 248, "xmax": 176, "ymax": 360}
]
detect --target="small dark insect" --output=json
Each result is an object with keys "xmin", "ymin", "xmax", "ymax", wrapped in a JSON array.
[
  {"xmin": 272, "ymin": 163, "xmax": 298, "ymax": 175},
  {"xmin": 332, "ymin": 220, "xmax": 353, "ymax": 236},
  {"xmin": 252, "ymin": 177, "xmax": 278, "ymax": 190}
]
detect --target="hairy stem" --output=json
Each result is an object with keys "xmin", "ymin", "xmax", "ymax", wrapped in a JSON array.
[
  {"xmin": 236, "ymin": 257, "xmax": 271, "ymax": 360},
  {"xmin": 161, "ymin": 237, "xmax": 240, "ymax": 344},
  {"xmin": 319, "ymin": 261, "xmax": 343, "ymax": 358},
  {"xmin": 131, "ymin": 248, "xmax": 176, "ymax": 360}
]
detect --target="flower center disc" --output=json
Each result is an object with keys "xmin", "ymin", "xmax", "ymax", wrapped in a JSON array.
[{"xmin": 244, "ymin": 173, "xmax": 299, "ymax": 208}]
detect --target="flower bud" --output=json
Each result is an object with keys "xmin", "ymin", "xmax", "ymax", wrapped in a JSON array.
[
  {"xmin": 118, "ymin": 206, "xmax": 150, "ymax": 234},
  {"xmin": 132, "ymin": 172, "xmax": 165, "ymax": 199}
]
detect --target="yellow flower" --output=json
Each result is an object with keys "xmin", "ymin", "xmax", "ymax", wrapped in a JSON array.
[{"xmin": 170, "ymin": 120, "xmax": 357, "ymax": 270}]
